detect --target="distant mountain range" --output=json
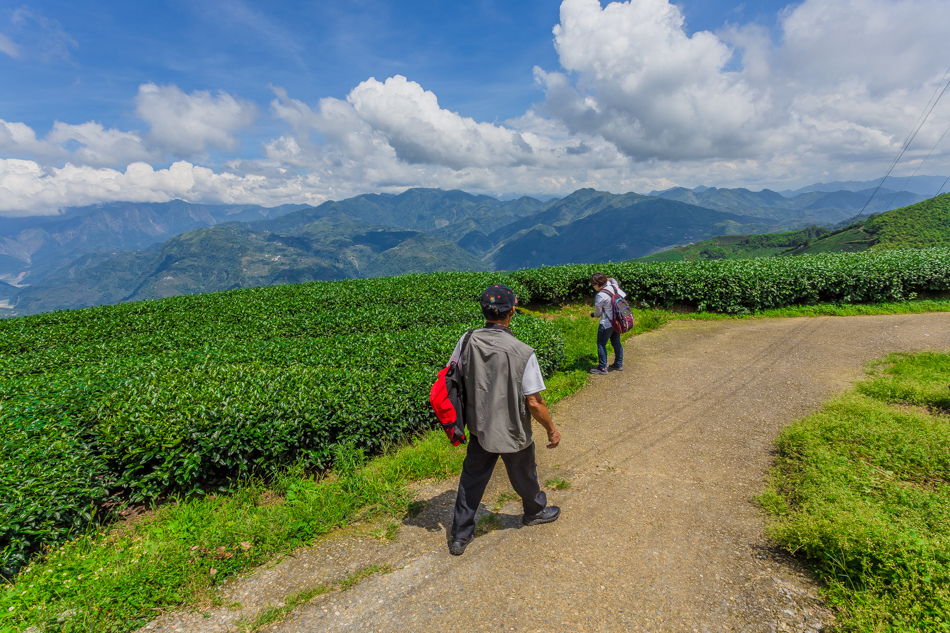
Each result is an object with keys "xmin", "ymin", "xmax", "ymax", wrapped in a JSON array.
[
  {"xmin": 649, "ymin": 175, "xmax": 946, "ymax": 198},
  {"xmin": 0, "ymin": 181, "xmax": 937, "ymax": 317},
  {"xmin": 779, "ymin": 175, "xmax": 948, "ymax": 197},
  {"xmin": 0, "ymin": 200, "xmax": 308, "ymax": 286},
  {"xmin": 649, "ymin": 187, "xmax": 922, "ymax": 225}
]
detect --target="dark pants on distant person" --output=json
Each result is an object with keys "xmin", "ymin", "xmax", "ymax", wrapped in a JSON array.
[
  {"xmin": 451, "ymin": 434, "xmax": 547, "ymax": 542},
  {"xmin": 597, "ymin": 324, "xmax": 623, "ymax": 369}
]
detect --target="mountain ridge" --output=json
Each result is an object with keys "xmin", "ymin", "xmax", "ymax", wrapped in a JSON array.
[{"xmin": 2, "ymin": 183, "xmax": 940, "ymax": 317}]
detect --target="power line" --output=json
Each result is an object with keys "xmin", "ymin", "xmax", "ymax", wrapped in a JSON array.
[
  {"xmin": 885, "ymin": 119, "xmax": 950, "ymax": 208},
  {"xmin": 860, "ymin": 61, "xmax": 950, "ymax": 214},
  {"xmin": 936, "ymin": 174, "xmax": 950, "ymax": 196}
]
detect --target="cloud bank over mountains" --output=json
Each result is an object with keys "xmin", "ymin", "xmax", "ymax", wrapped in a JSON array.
[{"xmin": 2, "ymin": 0, "xmax": 950, "ymax": 215}]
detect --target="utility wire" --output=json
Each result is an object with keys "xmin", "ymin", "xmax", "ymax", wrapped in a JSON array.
[
  {"xmin": 860, "ymin": 62, "xmax": 950, "ymax": 215},
  {"xmin": 936, "ymin": 173, "xmax": 950, "ymax": 196},
  {"xmin": 885, "ymin": 119, "xmax": 950, "ymax": 208}
]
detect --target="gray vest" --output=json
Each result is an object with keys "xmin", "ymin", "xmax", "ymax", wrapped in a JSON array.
[{"xmin": 461, "ymin": 327, "xmax": 536, "ymax": 453}]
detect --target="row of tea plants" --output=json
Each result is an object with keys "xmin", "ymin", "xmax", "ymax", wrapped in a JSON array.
[{"xmin": 511, "ymin": 248, "xmax": 950, "ymax": 312}]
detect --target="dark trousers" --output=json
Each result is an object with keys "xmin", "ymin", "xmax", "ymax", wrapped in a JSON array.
[
  {"xmin": 451, "ymin": 434, "xmax": 547, "ymax": 541},
  {"xmin": 597, "ymin": 324, "xmax": 623, "ymax": 369}
]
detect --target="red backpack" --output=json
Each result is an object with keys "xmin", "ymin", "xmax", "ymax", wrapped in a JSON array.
[
  {"xmin": 429, "ymin": 330, "xmax": 473, "ymax": 446},
  {"xmin": 603, "ymin": 285, "xmax": 635, "ymax": 333}
]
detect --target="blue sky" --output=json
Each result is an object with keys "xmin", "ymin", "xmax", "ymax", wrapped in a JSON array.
[{"xmin": 1, "ymin": 0, "xmax": 949, "ymax": 214}]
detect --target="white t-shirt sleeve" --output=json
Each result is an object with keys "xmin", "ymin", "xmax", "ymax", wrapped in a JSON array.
[{"xmin": 522, "ymin": 353, "xmax": 546, "ymax": 395}]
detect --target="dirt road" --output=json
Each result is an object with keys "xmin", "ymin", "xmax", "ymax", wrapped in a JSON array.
[{"xmin": 143, "ymin": 313, "xmax": 950, "ymax": 633}]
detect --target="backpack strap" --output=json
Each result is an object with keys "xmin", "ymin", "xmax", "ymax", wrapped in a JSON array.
[{"xmin": 455, "ymin": 329, "xmax": 475, "ymax": 374}]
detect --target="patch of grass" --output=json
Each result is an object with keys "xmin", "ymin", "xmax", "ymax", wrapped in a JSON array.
[
  {"xmin": 0, "ymin": 431, "xmax": 463, "ymax": 633},
  {"xmin": 370, "ymin": 519, "xmax": 401, "ymax": 542},
  {"xmin": 544, "ymin": 477, "xmax": 572, "ymax": 490},
  {"xmin": 760, "ymin": 351, "xmax": 950, "ymax": 630},
  {"xmin": 751, "ymin": 297, "xmax": 950, "ymax": 318},
  {"xmin": 543, "ymin": 370, "xmax": 588, "ymax": 405},
  {"xmin": 474, "ymin": 513, "xmax": 502, "ymax": 535},
  {"xmin": 491, "ymin": 491, "xmax": 520, "ymax": 512},
  {"xmin": 857, "ymin": 351, "xmax": 950, "ymax": 412},
  {"xmin": 236, "ymin": 584, "xmax": 334, "ymax": 633}
]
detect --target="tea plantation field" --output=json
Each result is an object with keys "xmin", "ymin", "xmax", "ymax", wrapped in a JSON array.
[
  {"xmin": 0, "ymin": 272, "xmax": 562, "ymax": 576},
  {"xmin": 3, "ymin": 248, "xmax": 950, "ymax": 577}
]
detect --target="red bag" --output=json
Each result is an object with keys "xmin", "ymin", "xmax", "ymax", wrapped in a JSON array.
[{"xmin": 429, "ymin": 330, "xmax": 473, "ymax": 446}]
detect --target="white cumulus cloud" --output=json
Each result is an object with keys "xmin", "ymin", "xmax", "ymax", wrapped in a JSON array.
[
  {"xmin": 0, "ymin": 119, "xmax": 63, "ymax": 161},
  {"xmin": 0, "ymin": 159, "xmax": 328, "ymax": 216},
  {"xmin": 540, "ymin": 0, "xmax": 760, "ymax": 160},
  {"xmin": 346, "ymin": 75, "xmax": 538, "ymax": 169},
  {"xmin": 45, "ymin": 122, "xmax": 157, "ymax": 167},
  {"xmin": 135, "ymin": 83, "xmax": 258, "ymax": 157},
  {"xmin": 538, "ymin": 0, "xmax": 950, "ymax": 178},
  {"xmin": 265, "ymin": 79, "xmax": 635, "ymax": 197},
  {"xmin": 1, "ymin": 118, "xmax": 158, "ymax": 168}
]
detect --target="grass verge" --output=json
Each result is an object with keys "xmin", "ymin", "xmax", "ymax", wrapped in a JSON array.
[
  {"xmin": 0, "ymin": 432, "xmax": 464, "ymax": 633},
  {"xmin": 758, "ymin": 351, "xmax": 950, "ymax": 630}
]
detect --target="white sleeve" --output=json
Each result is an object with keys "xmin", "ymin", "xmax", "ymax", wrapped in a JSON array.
[
  {"xmin": 521, "ymin": 353, "xmax": 546, "ymax": 395},
  {"xmin": 447, "ymin": 336, "xmax": 465, "ymax": 367}
]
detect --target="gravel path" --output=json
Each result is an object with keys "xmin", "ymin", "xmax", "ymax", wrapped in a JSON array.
[{"xmin": 142, "ymin": 313, "xmax": 950, "ymax": 633}]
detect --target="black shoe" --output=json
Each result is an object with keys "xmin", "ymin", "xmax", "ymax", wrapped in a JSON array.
[
  {"xmin": 448, "ymin": 536, "xmax": 474, "ymax": 556},
  {"xmin": 522, "ymin": 506, "xmax": 561, "ymax": 526},
  {"xmin": 608, "ymin": 363, "xmax": 623, "ymax": 371},
  {"xmin": 588, "ymin": 367, "xmax": 608, "ymax": 375}
]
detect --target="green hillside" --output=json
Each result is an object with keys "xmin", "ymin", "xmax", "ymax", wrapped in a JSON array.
[
  {"xmin": 641, "ymin": 226, "xmax": 834, "ymax": 262},
  {"xmin": 643, "ymin": 193, "xmax": 950, "ymax": 261},
  {"xmin": 263, "ymin": 188, "xmax": 542, "ymax": 237},
  {"xmin": 864, "ymin": 192, "xmax": 950, "ymax": 248},
  {"xmin": 790, "ymin": 192, "xmax": 950, "ymax": 255},
  {"xmin": 0, "ymin": 271, "xmax": 564, "ymax": 576}
]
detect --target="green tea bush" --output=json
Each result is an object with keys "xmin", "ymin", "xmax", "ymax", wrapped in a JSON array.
[
  {"xmin": 511, "ymin": 248, "xmax": 950, "ymax": 313},
  {"xmin": 0, "ymin": 271, "xmax": 563, "ymax": 576}
]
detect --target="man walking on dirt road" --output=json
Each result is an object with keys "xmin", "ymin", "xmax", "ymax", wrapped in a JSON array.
[{"xmin": 446, "ymin": 284, "xmax": 562, "ymax": 556}]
